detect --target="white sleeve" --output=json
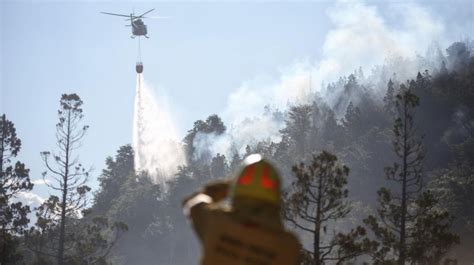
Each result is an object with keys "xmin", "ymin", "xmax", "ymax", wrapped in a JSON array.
[{"xmin": 183, "ymin": 193, "xmax": 212, "ymax": 216}]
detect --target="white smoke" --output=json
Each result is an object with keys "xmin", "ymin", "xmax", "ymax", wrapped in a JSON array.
[
  {"xmin": 14, "ymin": 191, "xmax": 45, "ymax": 207},
  {"xmin": 193, "ymin": 112, "xmax": 285, "ymax": 160},
  {"xmin": 320, "ymin": 0, "xmax": 444, "ymax": 82},
  {"xmin": 195, "ymin": 0, "xmax": 458, "ymax": 160},
  {"xmin": 226, "ymin": 0, "xmax": 445, "ymax": 115},
  {"xmin": 31, "ymin": 178, "xmax": 52, "ymax": 186},
  {"xmin": 133, "ymin": 74, "xmax": 186, "ymax": 185}
]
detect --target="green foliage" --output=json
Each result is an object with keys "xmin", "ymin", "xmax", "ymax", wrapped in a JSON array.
[
  {"xmin": 284, "ymin": 151, "xmax": 371, "ymax": 264},
  {"xmin": 280, "ymin": 104, "xmax": 313, "ymax": 159},
  {"xmin": 210, "ymin": 153, "xmax": 229, "ymax": 179},
  {"xmin": 408, "ymin": 191, "xmax": 459, "ymax": 264},
  {"xmin": 0, "ymin": 114, "xmax": 33, "ymax": 265},
  {"xmin": 91, "ymin": 145, "xmax": 180, "ymax": 265},
  {"xmin": 58, "ymin": 40, "xmax": 472, "ymax": 264},
  {"xmin": 430, "ymin": 137, "xmax": 474, "ymax": 227},
  {"xmin": 94, "ymin": 145, "xmax": 134, "ymax": 214},
  {"xmin": 25, "ymin": 94, "xmax": 126, "ymax": 265},
  {"xmin": 383, "ymin": 79, "xmax": 397, "ymax": 118},
  {"xmin": 39, "ymin": 94, "xmax": 91, "ymax": 265},
  {"xmin": 429, "ymin": 136, "xmax": 474, "ymax": 262},
  {"xmin": 364, "ymin": 87, "xmax": 459, "ymax": 264},
  {"xmin": 26, "ymin": 198, "xmax": 128, "ymax": 265},
  {"xmin": 343, "ymin": 101, "xmax": 363, "ymax": 139},
  {"xmin": 183, "ymin": 114, "xmax": 227, "ymax": 162},
  {"xmin": 84, "ymin": 41, "xmax": 472, "ymax": 264}
]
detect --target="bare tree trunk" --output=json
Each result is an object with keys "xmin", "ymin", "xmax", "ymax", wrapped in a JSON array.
[
  {"xmin": 1, "ymin": 115, "xmax": 6, "ymax": 265},
  {"xmin": 57, "ymin": 111, "xmax": 71, "ymax": 265}
]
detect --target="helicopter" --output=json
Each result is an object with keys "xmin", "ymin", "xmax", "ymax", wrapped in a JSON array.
[{"xmin": 101, "ymin": 9, "xmax": 156, "ymax": 38}]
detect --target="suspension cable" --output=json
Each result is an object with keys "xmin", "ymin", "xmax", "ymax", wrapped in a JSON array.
[{"xmin": 137, "ymin": 36, "xmax": 142, "ymax": 62}]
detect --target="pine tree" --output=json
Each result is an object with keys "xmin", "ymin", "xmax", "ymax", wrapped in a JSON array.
[
  {"xmin": 364, "ymin": 85, "xmax": 458, "ymax": 264},
  {"xmin": 430, "ymin": 137, "xmax": 474, "ymax": 232},
  {"xmin": 27, "ymin": 195, "xmax": 128, "ymax": 265},
  {"xmin": 183, "ymin": 114, "xmax": 226, "ymax": 163},
  {"xmin": 39, "ymin": 94, "xmax": 91, "ymax": 265},
  {"xmin": 0, "ymin": 114, "xmax": 33, "ymax": 264},
  {"xmin": 343, "ymin": 101, "xmax": 363, "ymax": 139},
  {"xmin": 94, "ymin": 145, "xmax": 134, "ymax": 214},
  {"xmin": 210, "ymin": 153, "xmax": 229, "ymax": 179},
  {"xmin": 280, "ymin": 104, "xmax": 313, "ymax": 160},
  {"xmin": 320, "ymin": 107, "xmax": 346, "ymax": 150},
  {"xmin": 383, "ymin": 79, "xmax": 396, "ymax": 118},
  {"xmin": 26, "ymin": 95, "xmax": 127, "ymax": 265},
  {"xmin": 284, "ymin": 151, "xmax": 372, "ymax": 265}
]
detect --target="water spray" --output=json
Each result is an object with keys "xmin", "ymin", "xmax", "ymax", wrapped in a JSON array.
[{"xmin": 132, "ymin": 74, "xmax": 186, "ymax": 187}]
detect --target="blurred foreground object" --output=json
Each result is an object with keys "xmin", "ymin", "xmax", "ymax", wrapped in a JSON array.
[{"xmin": 183, "ymin": 154, "xmax": 300, "ymax": 265}]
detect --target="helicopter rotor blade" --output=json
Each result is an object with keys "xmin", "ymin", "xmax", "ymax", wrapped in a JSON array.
[
  {"xmin": 144, "ymin": 16, "xmax": 172, "ymax": 19},
  {"xmin": 137, "ymin": 8, "xmax": 155, "ymax": 18},
  {"xmin": 101, "ymin": 12, "xmax": 131, "ymax": 18},
  {"xmin": 125, "ymin": 15, "xmax": 142, "ymax": 21}
]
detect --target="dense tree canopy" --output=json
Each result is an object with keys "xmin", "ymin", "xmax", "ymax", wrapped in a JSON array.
[
  {"xmin": 3, "ymin": 40, "xmax": 472, "ymax": 265},
  {"xmin": 0, "ymin": 114, "xmax": 33, "ymax": 265}
]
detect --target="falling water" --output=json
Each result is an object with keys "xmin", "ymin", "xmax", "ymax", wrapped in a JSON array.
[{"xmin": 133, "ymin": 74, "xmax": 186, "ymax": 186}]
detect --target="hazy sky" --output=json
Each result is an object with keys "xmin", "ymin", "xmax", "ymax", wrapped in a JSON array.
[{"xmin": 1, "ymin": 0, "xmax": 473, "ymax": 206}]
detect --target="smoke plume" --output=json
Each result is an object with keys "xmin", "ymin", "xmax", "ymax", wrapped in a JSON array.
[{"xmin": 196, "ymin": 0, "xmax": 459, "ymax": 160}]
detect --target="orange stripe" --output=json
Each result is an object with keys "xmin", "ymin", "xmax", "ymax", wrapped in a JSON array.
[
  {"xmin": 261, "ymin": 164, "xmax": 276, "ymax": 190},
  {"xmin": 238, "ymin": 164, "xmax": 255, "ymax": 185}
]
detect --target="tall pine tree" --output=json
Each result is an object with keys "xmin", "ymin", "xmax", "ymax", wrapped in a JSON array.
[
  {"xmin": 39, "ymin": 94, "xmax": 92, "ymax": 265},
  {"xmin": 284, "ymin": 151, "xmax": 372, "ymax": 265},
  {"xmin": 27, "ymin": 95, "xmax": 127, "ymax": 265},
  {"xmin": 364, "ymin": 84, "xmax": 458, "ymax": 264}
]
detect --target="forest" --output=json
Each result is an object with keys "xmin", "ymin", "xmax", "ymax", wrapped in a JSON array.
[{"xmin": 1, "ymin": 40, "xmax": 473, "ymax": 265}]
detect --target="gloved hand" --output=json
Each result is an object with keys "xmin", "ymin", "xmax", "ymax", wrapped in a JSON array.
[{"xmin": 202, "ymin": 180, "xmax": 231, "ymax": 202}]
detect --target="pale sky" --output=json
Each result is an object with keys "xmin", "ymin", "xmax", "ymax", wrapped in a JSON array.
[{"xmin": 1, "ymin": 0, "xmax": 473, "ymax": 206}]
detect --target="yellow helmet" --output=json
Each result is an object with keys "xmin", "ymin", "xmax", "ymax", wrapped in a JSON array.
[{"xmin": 232, "ymin": 154, "xmax": 281, "ymax": 206}]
